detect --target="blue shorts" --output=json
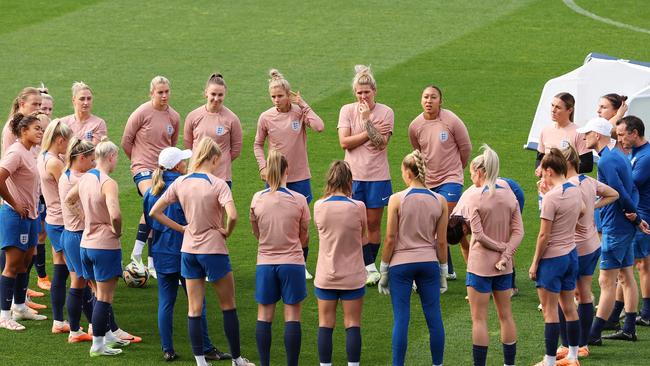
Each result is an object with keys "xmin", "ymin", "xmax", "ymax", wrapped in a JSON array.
[
  {"xmin": 466, "ymin": 272, "xmax": 512, "ymax": 293},
  {"xmin": 45, "ymin": 223, "xmax": 64, "ymax": 253},
  {"xmin": 38, "ymin": 196, "xmax": 47, "ymax": 222},
  {"xmin": 265, "ymin": 179, "xmax": 312, "ymax": 203},
  {"xmin": 133, "ymin": 170, "xmax": 153, "ymax": 196},
  {"xmin": 601, "ymin": 232, "xmax": 635, "ymax": 270},
  {"xmin": 255, "ymin": 264, "xmax": 307, "ymax": 305},
  {"xmin": 314, "ymin": 286, "xmax": 365, "ymax": 301},
  {"xmin": 352, "ymin": 180, "xmax": 393, "ymax": 209},
  {"xmin": 536, "ymin": 249, "xmax": 578, "ymax": 293},
  {"xmin": 0, "ymin": 205, "xmax": 39, "ymax": 251},
  {"xmin": 578, "ymin": 248, "xmax": 601, "ymax": 277},
  {"xmin": 62, "ymin": 230, "xmax": 84, "ymax": 275},
  {"xmin": 431, "ymin": 183, "xmax": 463, "ymax": 203},
  {"xmin": 634, "ymin": 231, "xmax": 650, "ymax": 260},
  {"xmin": 80, "ymin": 247, "xmax": 122, "ymax": 282},
  {"xmin": 181, "ymin": 253, "xmax": 231, "ymax": 282},
  {"xmin": 595, "ymin": 207, "xmax": 603, "ymax": 232}
]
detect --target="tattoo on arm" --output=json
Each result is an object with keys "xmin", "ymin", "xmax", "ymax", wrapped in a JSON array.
[{"xmin": 365, "ymin": 120, "xmax": 385, "ymax": 148}]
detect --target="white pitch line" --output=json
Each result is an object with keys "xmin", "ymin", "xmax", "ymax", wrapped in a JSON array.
[{"xmin": 563, "ymin": 0, "xmax": 650, "ymax": 35}]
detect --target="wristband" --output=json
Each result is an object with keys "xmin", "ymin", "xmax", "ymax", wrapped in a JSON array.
[{"xmin": 380, "ymin": 261, "xmax": 390, "ymax": 273}]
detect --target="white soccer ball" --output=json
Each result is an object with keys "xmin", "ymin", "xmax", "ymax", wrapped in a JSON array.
[{"xmin": 123, "ymin": 261, "xmax": 150, "ymax": 288}]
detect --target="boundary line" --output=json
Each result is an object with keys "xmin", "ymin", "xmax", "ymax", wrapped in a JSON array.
[{"xmin": 563, "ymin": 0, "xmax": 650, "ymax": 35}]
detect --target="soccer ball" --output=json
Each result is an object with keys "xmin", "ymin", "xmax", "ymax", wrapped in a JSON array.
[{"xmin": 123, "ymin": 261, "xmax": 150, "ymax": 288}]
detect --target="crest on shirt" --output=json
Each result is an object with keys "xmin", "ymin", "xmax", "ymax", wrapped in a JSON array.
[
  {"xmin": 216, "ymin": 125, "xmax": 225, "ymax": 136},
  {"xmin": 166, "ymin": 124, "xmax": 174, "ymax": 136},
  {"xmin": 439, "ymin": 131, "xmax": 449, "ymax": 142},
  {"xmin": 291, "ymin": 120, "xmax": 300, "ymax": 131},
  {"xmin": 560, "ymin": 139, "xmax": 570, "ymax": 149},
  {"xmin": 20, "ymin": 234, "xmax": 28, "ymax": 245},
  {"xmin": 84, "ymin": 131, "xmax": 93, "ymax": 141}
]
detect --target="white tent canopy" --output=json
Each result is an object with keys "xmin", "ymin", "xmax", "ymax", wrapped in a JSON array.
[{"xmin": 525, "ymin": 53, "xmax": 650, "ymax": 150}]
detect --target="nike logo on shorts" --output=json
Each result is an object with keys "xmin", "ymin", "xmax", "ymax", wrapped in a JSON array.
[{"xmin": 382, "ymin": 196, "xmax": 390, "ymax": 201}]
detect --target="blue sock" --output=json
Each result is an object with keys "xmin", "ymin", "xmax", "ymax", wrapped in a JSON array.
[
  {"xmin": 503, "ymin": 342, "xmax": 516, "ymax": 365},
  {"xmin": 578, "ymin": 303, "xmax": 594, "ymax": 347},
  {"xmin": 558, "ymin": 305, "xmax": 568, "ymax": 347},
  {"xmin": 82, "ymin": 287, "xmax": 95, "ymax": 323},
  {"xmin": 92, "ymin": 300, "xmax": 110, "ymax": 337},
  {"xmin": 0, "ymin": 251, "xmax": 5, "ymax": 272},
  {"xmin": 255, "ymin": 321, "xmax": 272, "ymax": 366},
  {"xmin": 642, "ymin": 298, "xmax": 650, "ymax": 319},
  {"xmin": 284, "ymin": 321, "xmax": 301, "ymax": 366},
  {"xmin": 511, "ymin": 268, "xmax": 517, "ymax": 288},
  {"xmin": 369, "ymin": 243, "xmax": 381, "ymax": 263},
  {"xmin": 51, "ymin": 264, "xmax": 69, "ymax": 321},
  {"xmin": 623, "ymin": 312, "xmax": 637, "ymax": 334},
  {"xmin": 302, "ymin": 247, "xmax": 309, "ymax": 262},
  {"xmin": 447, "ymin": 246, "xmax": 454, "ymax": 274},
  {"xmin": 108, "ymin": 304, "xmax": 119, "ymax": 332},
  {"xmin": 136, "ymin": 223, "xmax": 149, "ymax": 243},
  {"xmin": 13, "ymin": 272, "xmax": 28, "ymax": 305},
  {"xmin": 566, "ymin": 320, "xmax": 580, "ymax": 347},
  {"xmin": 472, "ymin": 344, "xmax": 488, "ymax": 366},
  {"xmin": 317, "ymin": 327, "xmax": 333, "ymax": 364},
  {"xmin": 362, "ymin": 244, "xmax": 374, "ymax": 266},
  {"xmin": 147, "ymin": 236, "xmax": 153, "ymax": 258},
  {"xmin": 0, "ymin": 275, "xmax": 16, "ymax": 311},
  {"xmin": 589, "ymin": 316, "xmax": 606, "ymax": 341},
  {"xmin": 608, "ymin": 300, "xmax": 624, "ymax": 323},
  {"xmin": 67, "ymin": 288, "xmax": 83, "ymax": 331},
  {"xmin": 188, "ymin": 316, "xmax": 204, "ymax": 356},
  {"xmin": 223, "ymin": 309, "xmax": 241, "ymax": 359},
  {"xmin": 544, "ymin": 323, "xmax": 560, "ymax": 356},
  {"xmin": 346, "ymin": 326, "xmax": 361, "ymax": 363},
  {"xmin": 35, "ymin": 243, "xmax": 46, "ymax": 278}
]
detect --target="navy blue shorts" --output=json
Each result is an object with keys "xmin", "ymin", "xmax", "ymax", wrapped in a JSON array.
[
  {"xmin": 536, "ymin": 249, "xmax": 578, "ymax": 293},
  {"xmin": 578, "ymin": 248, "xmax": 601, "ymax": 277},
  {"xmin": 633, "ymin": 231, "xmax": 650, "ymax": 260},
  {"xmin": 314, "ymin": 286, "xmax": 365, "ymax": 301},
  {"xmin": 287, "ymin": 179, "xmax": 312, "ymax": 204},
  {"xmin": 45, "ymin": 223, "xmax": 64, "ymax": 253},
  {"xmin": 62, "ymin": 230, "xmax": 83, "ymax": 275},
  {"xmin": 81, "ymin": 247, "xmax": 122, "ymax": 282},
  {"xmin": 352, "ymin": 180, "xmax": 392, "ymax": 209},
  {"xmin": 255, "ymin": 264, "xmax": 307, "ymax": 305},
  {"xmin": 601, "ymin": 232, "xmax": 635, "ymax": 270},
  {"xmin": 0, "ymin": 205, "xmax": 39, "ymax": 251},
  {"xmin": 594, "ymin": 207, "xmax": 603, "ymax": 232},
  {"xmin": 466, "ymin": 272, "xmax": 512, "ymax": 293},
  {"xmin": 431, "ymin": 183, "xmax": 463, "ymax": 203},
  {"xmin": 181, "ymin": 253, "xmax": 231, "ymax": 282},
  {"xmin": 133, "ymin": 170, "xmax": 153, "ymax": 196}
]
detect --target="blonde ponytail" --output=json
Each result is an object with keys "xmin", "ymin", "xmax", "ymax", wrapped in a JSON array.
[
  {"xmin": 268, "ymin": 69, "xmax": 291, "ymax": 94},
  {"xmin": 189, "ymin": 137, "xmax": 221, "ymax": 173},
  {"xmin": 470, "ymin": 144, "xmax": 500, "ymax": 195},
  {"xmin": 150, "ymin": 167, "xmax": 166, "ymax": 196},
  {"xmin": 65, "ymin": 137, "xmax": 95, "ymax": 171},
  {"xmin": 41, "ymin": 120, "xmax": 72, "ymax": 153},
  {"xmin": 266, "ymin": 150, "xmax": 288, "ymax": 192}
]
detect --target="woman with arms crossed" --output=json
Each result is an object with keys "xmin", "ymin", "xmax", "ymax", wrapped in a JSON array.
[{"xmin": 58, "ymin": 82, "xmax": 107, "ymax": 145}]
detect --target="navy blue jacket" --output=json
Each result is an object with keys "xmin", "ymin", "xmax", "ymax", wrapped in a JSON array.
[{"xmin": 597, "ymin": 146, "xmax": 639, "ymax": 236}]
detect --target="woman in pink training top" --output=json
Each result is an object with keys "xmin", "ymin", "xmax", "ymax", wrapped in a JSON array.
[
  {"xmin": 0, "ymin": 113, "xmax": 45, "ymax": 331},
  {"xmin": 250, "ymin": 150, "xmax": 309, "ymax": 366},
  {"xmin": 122, "ymin": 76, "xmax": 180, "ymax": 276},
  {"xmin": 37, "ymin": 120, "xmax": 73, "ymax": 334},
  {"xmin": 464, "ymin": 145, "xmax": 523, "ymax": 366},
  {"xmin": 2, "ymin": 87, "xmax": 42, "ymax": 157},
  {"xmin": 338, "ymin": 65, "xmax": 393, "ymax": 286},
  {"xmin": 150, "ymin": 137, "xmax": 254, "ymax": 366},
  {"xmin": 184, "ymin": 73, "xmax": 242, "ymax": 188},
  {"xmin": 313, "ymin": 160, "xmax": 368, "ymax": 366},
  {"xmin": 65, "ymin": 139, "xmax": 130, "ymax": 357},
  {"xmin": 254, "ymin": 69, "xmax": 324, "ymax": 280},
  {"xmin": 409, "ymin": 85, "xmax": 472, "ymax": 280},
  {"xmin": 57, "ymin": 82, "xmax": 107, "ymax": 145},
  {"xmin": 378, "ymin": 150, "xmax": 448, "ymax": 366},
  {"xmin": 530, "ymin": 148, "xmax": 584, "ymax": 366}
]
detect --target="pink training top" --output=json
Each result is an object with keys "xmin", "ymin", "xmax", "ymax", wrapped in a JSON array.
[
  {"xmin": 540, "ymin": 181, "xmax": 582, "ymax": 259},
  {"xmin": 337, "ymin": 102, "xmax": 394, "ymax": 181},
  {"xmin": 454, "ymin": 178, "xmax": 518, "ymax": 219},
  {"xmin": 253, "ymin": 103, "xmax": 324, "ymax": 183},
  {"xmin": 36, "ymin": 151, "xmax": 64, "ymax": 225},
  {"xmin": 159, "ymin": 172, "xmax": 233, "ymax": 254},
  {"xmin": 59, "ymin": 169, "xmax": 84, "ymax": 231},
  {"xmin": 390, "ymin": 188, "xmax": 444, "ymax": 266},
  {"xmin": 1, "ymin": 121, "xmax": 16, "ymax": 158},
  {"xmin": 467, "ymin": 185, "xmax": 524, "ymax": 277},
  {"xmin": 314, "ymin": 195, "xmax": 367, "ymax": 290},
  {"xmin": 569, "ymin": 174, "xmax": 605, "ymax": 256},
  {"xmin": 408, "ymin": 110, "xmax": 472, "ymax": 188},
  {"xmin": 58, "ymin": 114, "xmax": 107, "ymax": 145},
  {"xmin": 538, "ymin": 122, "xmax": 589, "ymax": 155},
  {"xmin": 184, "ymin": 106, "xmax": 243, "ymax": 181},
  {"xmin": 250, "ymin": 187, "xmax": 310, "ymax": 265},
  {"xmin": 121, "ymin": 102, "xmax": 180, "ymax": 175},
  {"xmin": 78, "ymin": 169, "xmax": 120, "ymax": 250},
  {"xmin": 0, "ymin": 142, "xmax": 40, "ymax": 219}
]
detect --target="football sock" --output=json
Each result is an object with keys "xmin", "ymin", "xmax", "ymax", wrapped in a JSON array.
[
  {"xmin": 345, "ymin": 326, "xmax": 361, "ymax": 363},
  {"xmin": 194, "ymin": 355, "xmax": 209, "ymax": 366},
  {"xmin": 108, "ymin": 304, "xmax": 119, "ymax": 332},
  {"xmin": 317, "ymin": 327, "xmax": 333, "ymax": 364},
  {"xmin": 544, "ymin": 322, "xmax": 559, "ymax": 357},
  {"xmin": 558, "ymin": 305, "xmax": 568, "ymax": 347},
  {"xmin": 502, "ymin": 342, "xmax": 516, "ymax": 366},
  {"xmin": 0, "ymin": 275, "xmax": 16, "ymax": 312},
  {"xmin": 35, "ymin": 243, "xmax": 46, "ymax": 278},
  {"xmin": 223, "ymin": 309, "xmax": 241, "ymax": 359},
  {"xmin": 369, "ymin": 242, "xmax": 380, "ymax": 263},
  {"xmin": 255, "ymin": 320, "xmax": 272, "ymax": 366},
  {"xmin": 623, "ymin": 312, "xmax": 637, "ymax": 334},
  {"xmin": 566, "ymin": 320, "xmax": 580, "ymax": 359},
  {"xmin": 92, "ymin": 301, "xmax": 110, "ymax": 337},
  {"xmin": 13, "ymin": 272, "xmax": 28, "ymax": 305},
  {"xmin": 643, "ymin": 298, "xmax": 650, "ymax": 319},
  {"xmin": 91, "ymin": 336, "xmax": 105, "ymax": 352},
  {"xmin": 285, "ymin": 321, "xmax": 301, "ymax": 366},
  {"xmin": 589, "ymin": 316, "xmax": 606, "ymax": 341},
  {"xmin": 543, "ymin": 354, "xmax": 555, "ymax": 366},
  {"xmin": 578, "ymin": 303, "xmax": 594, "ymax": 347},
  {"xmin": 188, "ymin": 316, "xmax": 204, "ymax": 355},
  {"xmin": 511, "ymin": 268, "xmax": 517, "ymax": 289},
  {"xmin": 82, "ymin": 287, "xmax": 95, "ymax": 323},
  {"xmin": 51, "ymin": 264, "xmax": 69, "ymax": 321},
  {"xmin": 472, "ymin": 344, "xmax": 488, "ymax": 366},
  {"xmin": 67, "ymin": 288, "xmax": 83, "ymax": 332},
  {"xmin": 447, "ymin": 246, "xmax": 454, "ymax": 274},
  {"xmin": 362, "ymin": 244, "xmax": 374, "ymax": 266},
  {"xmin": 302, "ymin": 247, "xmax": 309, "ymax": 262},
  {"xmin": 608, "ymin": 300, "xmax": 624, "ymax": 323}
]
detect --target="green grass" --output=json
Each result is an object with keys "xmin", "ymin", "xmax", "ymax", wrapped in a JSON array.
[{"xmin": 1, "ymin": 0, "xmax": 650, "ymax": 364}]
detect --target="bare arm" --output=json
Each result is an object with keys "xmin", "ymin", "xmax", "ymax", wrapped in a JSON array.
[
  {"xmin": 220, "ymin": 201, "xmax": 237, "ymax": 238},
  {"xmin": 149, "ymin": 198, "xmax": 185, "ymax": 233},
  {"xmin": 381, "ymin": 195, "xmax": 400, "ymax": 263},
  {"xmin": 45, "ymin": 157, "xmax": 64, "ymax": 185},
  {"xmin": 103, "ymin": 180, "xmax": 122, "ymax": 238},
  {"xmin": 529, "ymin": 218, "xmax": 552, "ymax": 280},
  {"xmin": 595, "ymin": 181, "xmax": 619, "ymax": 209},
  {"xmin": 338, "ymin": 127, "xmax": 370, "ymax": 150}
]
